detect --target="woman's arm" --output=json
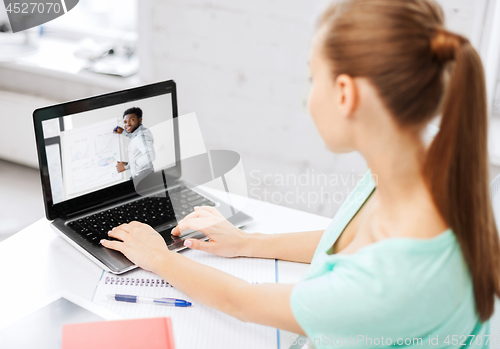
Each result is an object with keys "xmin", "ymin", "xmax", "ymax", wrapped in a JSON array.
[
  {"xmin": 155, "ymin": 252, "xmax": 304, "ymax": 333},
  {"xmin": 101, "ymin": 222, "xmax": 305, "ymax": 334},
  {"xmin": 242, "ymin": 231, "xmax": 324, "ymax": 263},
  {"xmin": 172, "ymin": 206, "xmax": 324, "ymax": 263}
]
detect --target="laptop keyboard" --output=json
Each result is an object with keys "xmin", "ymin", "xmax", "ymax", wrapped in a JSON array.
[{"xmin": 67, "ymin": 185, "xmax": 216, "ymax": 245}]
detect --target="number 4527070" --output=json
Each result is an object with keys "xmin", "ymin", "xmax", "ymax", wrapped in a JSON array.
[{"xmin": 5, "ymin": 3, "xmax": 62, "ymax": 14}]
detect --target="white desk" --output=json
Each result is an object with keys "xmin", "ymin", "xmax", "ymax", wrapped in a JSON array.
[{"xmin": 0, "ymin": 191, "xmax": 331, "ymax": 348}]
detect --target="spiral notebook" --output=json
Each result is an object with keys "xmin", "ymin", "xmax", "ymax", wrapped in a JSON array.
[{"xmin": 93, "ymin": 249, "xmax": 278, "ymax": 349}]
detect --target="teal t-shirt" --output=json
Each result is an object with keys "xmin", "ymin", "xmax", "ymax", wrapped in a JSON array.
[{"xmin": 290, "ymin": 170, "xmax": 489, "ymax": 348}]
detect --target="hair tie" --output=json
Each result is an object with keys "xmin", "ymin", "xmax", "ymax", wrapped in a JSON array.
[{"xmin": 430, "ymin": 29, "xmax": 464, "ymax": 62}]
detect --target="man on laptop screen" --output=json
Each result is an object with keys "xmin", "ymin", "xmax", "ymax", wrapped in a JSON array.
[{"xmin": 114, "ymin": 107, "xmax": 156, "ymax": 180}]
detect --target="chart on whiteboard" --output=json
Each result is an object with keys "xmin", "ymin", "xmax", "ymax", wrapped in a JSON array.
[{"xmin": 61, "ymin": 118, "xmax": 124, "ymax": 198}]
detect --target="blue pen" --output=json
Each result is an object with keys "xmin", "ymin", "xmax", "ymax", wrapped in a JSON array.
[
  {"xmin": 107, "ymin": 294, "xmax": 192, "ymax": 307},
  {"xmin": 113, "ymin": 126, "xmax": 119, "ymax": 133}
]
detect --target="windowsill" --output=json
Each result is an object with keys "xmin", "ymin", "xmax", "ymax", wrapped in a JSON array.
[{"xmin": 0, "ymin": 36, "xmax": 142, "ymax": 100}]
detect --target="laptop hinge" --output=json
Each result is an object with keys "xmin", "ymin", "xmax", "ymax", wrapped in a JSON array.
[
  {"xmin": 62, "ymin": 180, "xmax": 182, "ymax": 220},
  {"xmin": 63, "ymin": 191, "xmax": 139, "ymax": 219}
]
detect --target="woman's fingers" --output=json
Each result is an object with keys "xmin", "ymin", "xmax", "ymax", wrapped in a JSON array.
[
  {"xmin": 171, "ymin": 219, "xmax": 193, "ymax": 236},
  {"xmin": 178, "ymin": 216, "xmax": 224, "ymax": 235},
  {"xmin": 183, "ymin": 238, "xmax": 215, "ymax": 253},
  {"xmin": 174, "ymin": 217, "xmax": 203, "ymax": 234},
  {"xmin": 100, "ymin": 238, "xmax": 124, "ymax": 252},
  {"xmin": 194, "ymin": 206, "xmax": 224, "ymax": 218},
  {"xmin": 108, "ymin": 228, "xmax": 128, "ymax": 241},
  {"xmin": 171, "ymin": 214, "xmax": 196, "ymax": 236},
  {"xmin": 171, "ymin": 226, "xmax": 182, "ymax": 236},
  {"xmin": 171, "ymin": 210, "xmax": 210, "ymax": 235},
  {"xmin": 171, "ymin": 207, "xmax": 226, "ymax": 236},
  {"xmin": 171, "ymin": 226, "xmax": 181, "ymax": 236},
  {"xmin": 113, "ymin": 222, "xmax": 130, "ymax": 233}
]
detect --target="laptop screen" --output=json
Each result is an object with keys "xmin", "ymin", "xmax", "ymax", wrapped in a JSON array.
[{"xmin": 38, "ymin": 85, "xmax": 177, "ymax": 207}]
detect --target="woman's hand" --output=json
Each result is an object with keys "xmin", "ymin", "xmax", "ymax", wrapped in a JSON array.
[
  {"xmin": 171, "ymin": 206, "xmax": 250, "ymax": 258},
  {"xmin": 100, "ymin": 221, "xmax": 169, "ymax": 273}
]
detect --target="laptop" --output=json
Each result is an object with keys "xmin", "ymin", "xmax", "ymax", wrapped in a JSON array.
[{"xmin": 33, "ymin": 80, "xmax": 253, "ymax": 274}]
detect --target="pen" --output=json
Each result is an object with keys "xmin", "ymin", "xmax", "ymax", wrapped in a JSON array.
[
  {"xmin": 107, "ymin": 294, "xmax": 192, "ymax": 307},
  {"xmin": 113, "ymin": 126, "xmax": 119, "ymax": 133}
]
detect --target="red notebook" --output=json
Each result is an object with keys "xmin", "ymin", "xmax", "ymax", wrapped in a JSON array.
[{"xmin": 61, "ymin": 317, "xmax": 175, "ymax": 349}]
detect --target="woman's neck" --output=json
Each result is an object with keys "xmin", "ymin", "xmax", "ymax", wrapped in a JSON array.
[
  {"xmin": 365, "ymin": 129, "xmax": 427, "ymax": 205},
  {"xmin": 359, "ymin": 126, "xmax": 447, "ymax": 238}
]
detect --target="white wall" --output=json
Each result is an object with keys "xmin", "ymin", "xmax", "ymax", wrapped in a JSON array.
[
  {"xmin": 138, "ymin": 0, "xmax": 492, "ymax": 218},
  {"xmin": 141, "ymin": 0, "xmax": 370, "ymax": 218}
]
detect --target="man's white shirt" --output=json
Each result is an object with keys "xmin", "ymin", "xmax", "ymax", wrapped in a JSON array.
[{"xmin": 122, "ymin": 124, "xmax": 155, "ymax": 177}]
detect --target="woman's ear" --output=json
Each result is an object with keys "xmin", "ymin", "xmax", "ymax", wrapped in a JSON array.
[{"xmin": 334, "ymin": 74, "xmax": 358, "ymax": 119}]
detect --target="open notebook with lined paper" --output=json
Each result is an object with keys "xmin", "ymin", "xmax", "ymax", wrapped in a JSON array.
[{"xmin": 93, "ymin": 249, "xmax": 278, "ymax": 349}]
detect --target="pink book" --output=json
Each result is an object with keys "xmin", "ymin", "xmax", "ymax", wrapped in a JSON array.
[{"xmin": 62, "ymin": 317, "xmax": 175, "ymax": 349}]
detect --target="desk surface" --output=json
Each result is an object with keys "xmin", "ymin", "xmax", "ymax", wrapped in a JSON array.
[{"xmin": 0, "ymin": 189, "xmax": 331, "ymax": 346}]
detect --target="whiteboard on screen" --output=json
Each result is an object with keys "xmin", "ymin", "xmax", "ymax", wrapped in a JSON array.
[{"xmin": 60, "ymin": 118, "xmax": 126, "ymax": 200}]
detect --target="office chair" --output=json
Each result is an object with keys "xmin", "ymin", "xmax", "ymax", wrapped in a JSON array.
[{"xmin": 491, "ymin": 174, "xmax": 500, "ymax": 348}]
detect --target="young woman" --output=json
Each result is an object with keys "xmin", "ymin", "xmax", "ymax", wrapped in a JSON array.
[{"xmin": 101, "ymin": 0, "xmax": 500, "ymax": 345}]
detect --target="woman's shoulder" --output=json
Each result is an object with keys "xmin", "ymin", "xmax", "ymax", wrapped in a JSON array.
[
  {"xmin": 308, "ymin": 230, "xmax": 470, "ymax": 305},
  {"xmin": 339, "ymin": 229, "xmax": 469, "ymax": 287}
]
